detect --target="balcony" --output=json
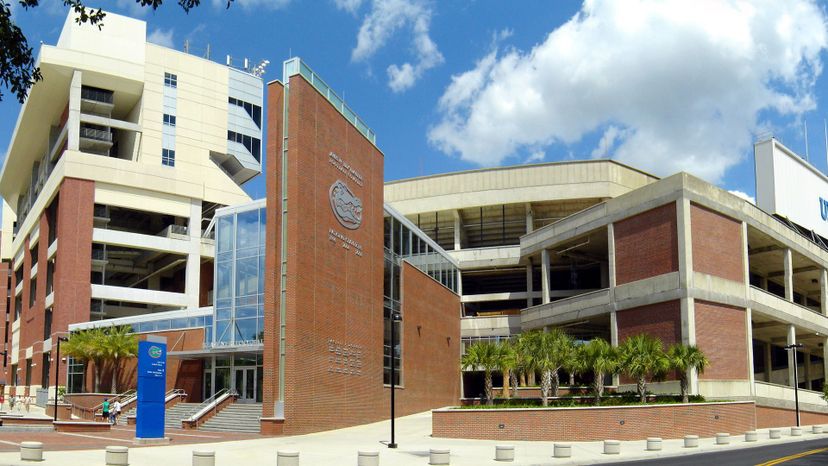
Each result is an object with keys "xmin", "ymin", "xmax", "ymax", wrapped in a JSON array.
[
  {"xmin": 79, "ymin": 125, "xmax": 113, "ymax": 154},
  {"xmin": 80, "ymin": 86, "xmax": 114, "ymax": 115},
  {"xmin": 520, "ymin": 288, "xmax": 611, "ymax": 330}
]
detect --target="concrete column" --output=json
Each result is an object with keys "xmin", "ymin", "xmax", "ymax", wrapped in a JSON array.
[
  {"xmin": 525, "ymin": 203, "xmax": 534, "ymax": 234},
  {"xmin": 820, "ymin": 269, "xmax": 828, "ymax": 316},
  {"xmin": 185, "ymin": 199, "xmax": 202, "ymax": 308},
  {"xmin": 607, "ymin": 223, "xmax": 616, "ymax": 288},
  {"xmin": 676, "ymin": 198, "xmax": 693, "ymax": 289},
  {"xmin": 765, "ymin": 342, "xmax": 772, "ymax": 383},
  {"xmin": 784, "ymin": 248, "xmax": 793, "ymax": 302},
  {"xmin": 681, "ymin": 297, "xmax": 698, "ymax": 394},
  {"xmin": 746, "ymin": 308, "xmax": 755, "ymax": 395},
  {"xmin": 804, "ymin": 349, "xmax": 812, "ymax": 390},
  {"xmin": 525, "ymin": 262, "xmax": 533, "ymax": 308},
  {"xmin": 541, "ymin": 249, "xmax": 551, "ymax": 304},
  {"xmin": 823, "ymin": 338, "xmax": 828, "ymax": 384},
  {"xmin": 759, "ymin": 277, "xmax": 768, "ymax": 291},
  {"xmin": 456, "ymin": 269, "xmax": 462, "ymax": 296},
  {"xmin": 67, "ymin": 70, "xmax": 82, "ymax": 151},
  {"xmin": 787, "ymin": 324, "xmax": 797, "ymax": 387},
  {"xmin": 610, "ymin": 310, "xmax": 619, "ymax": 386},
  {"xmin": 452, "ymin": 210, "xmax": 462, "ymax": 251}
]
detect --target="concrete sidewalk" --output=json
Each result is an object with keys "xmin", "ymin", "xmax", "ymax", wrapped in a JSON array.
[{"xmin": 0, "ymin": 411, "xmax": 823, "ymax": 465}]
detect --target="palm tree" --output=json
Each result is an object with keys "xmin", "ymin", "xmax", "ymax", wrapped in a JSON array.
[
  {"xmin": 618, "ymin": 334, "xmax": 669, "ymax": 403},
  {"xmin": 101, "ymin": 326, "xmax": 139, "ymax": 394},
  {"xmin": 524, "ymin": 329, "xmax": 575, "ymax": 405},
  {"xmin": 494, "ymin": 341, "xmax": 517, "ymax": 399},
  {"xmin": 667, "ymin": 343, "xmax": 709, "ymax": 403},
  {"xmin": 580, "ymin": 338, "xmax": 618, "ymax": 405},
  {"xmin": 461, "ymin": 342, "xmax": 500, "ymax": 405},
  {"xmin": 61, "ymin": 330, "xmax": 94, "ymax": 391}
]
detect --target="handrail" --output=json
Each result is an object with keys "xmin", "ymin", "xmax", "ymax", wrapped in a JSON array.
[
  {"xmin": 89, "ymin": 389, "xmax": 137, "ymax": 415},
  {"xmin": 165, "ymin": 388, "xmax": 187, "ymax": 403},
  {"xmin": 184, "ymin": 389, "xmax": 237, "ymax": 424}
]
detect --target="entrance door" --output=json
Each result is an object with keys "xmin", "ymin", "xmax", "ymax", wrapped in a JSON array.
[{"xmin": 233, "ymin": 367, "xmax": 256, "ymax": 402}]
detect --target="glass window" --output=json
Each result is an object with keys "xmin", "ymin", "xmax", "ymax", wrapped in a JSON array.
[
  {"xmin": 236, "ymin": 210, "xmax": 260, "ymax": 250},
  {"xmin": 164, "ymin": 72, "xmax": 177, "ymax": 88},
  {"xmin": 217, "ymin": 216, "xmax": 234, "ymax": 253},
  {"xmin": 236, "ymin": 256, "xmax": 258, "ymax": 297},
  {"xmin": 216, "ymin": 261, "xmax": 233, "ymax": 300},
  {"xmin": 234, "ymin": 318, "xmax": 258, "ymax": 342},
  {"xmin": 163, "ymin": 114, "xmax": 176, "ymax": 126},
  {"xmin": 162, "ymin": 148, "xmax": 175, "ymax": 167}
]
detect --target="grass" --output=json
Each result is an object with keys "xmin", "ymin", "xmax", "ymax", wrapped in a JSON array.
[{"xmin": 457, "ymin": 393, "xmax": 709, "ymax": 409}]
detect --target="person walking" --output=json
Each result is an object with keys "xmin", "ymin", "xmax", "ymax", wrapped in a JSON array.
[
  {"xmin": 23, "ymin": 395, "xmax": 31, "ymax": 413},
  {"xmin": 112, "ymin": 399, "xmax": 122, "ymax": 425},
  {"xmin": 102, "ymin": 398, "xmax": 110, "ymax": 424}
]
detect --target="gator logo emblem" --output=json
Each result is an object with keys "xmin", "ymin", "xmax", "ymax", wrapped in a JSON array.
[
  {"xmin": 329, "ymin": 180, "xmax": 363, "ymax": 230},
  {"xmin": 148, "ymin": 346, "xmax": 162, "ymax": 359}
]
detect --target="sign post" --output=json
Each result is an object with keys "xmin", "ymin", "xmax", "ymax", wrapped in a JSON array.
[{"xmin": 136, "ymin": 336, "xmax": 167, "ymax": 440}]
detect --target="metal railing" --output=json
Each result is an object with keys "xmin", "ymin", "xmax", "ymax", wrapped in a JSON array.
[
  {"xmin": 165, "ymin": 388, "xmax": 187, "ymax": 403},
  {"xmin": 184, "ymin": 388, "xmax": 237, "ymax": 425},
  {"xmin": 81, "ymin": 87, "xmax": 114, "ymax": 105},
  {"xmin": 79, "ymin": 126, "xmax": 113, "ymax": 142}
]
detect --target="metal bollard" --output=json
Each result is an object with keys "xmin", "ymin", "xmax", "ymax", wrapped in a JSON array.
[
  {"xmin": 791, "ymin": 427, "xmax": 802, "ymax": 437},
  {"xmin": 813, "ymin": 425, "xmax": 824, "ymax": 434},
  {"xmin": 744, "ymin": 431, "xmax": 758, "ymax": 442},
  {"xmin": 20, "ymin": 441, "xmax": 43, "ymax": 462},
  {"xmin": 769, "ymin": 429, "xmax": 782, "ymax": 439},
  {"xmin": 553, "ymin": 444, "xmax": 571, "ymax": 458},
  {"xmin": 716, "ymin": 433, "xmax": 730, "ymax": 445},
  {"xmin": 106, "ymin": 446, "xmax": 128, "ymax": 466},
  {"xmin": 646, "ymin": 437, "xmax": 662, "ymax": 451},
  {"xmin": 684, "ymin": 435, "xmax": 699, "ymax": 448},
  {"xmin": 603, "ymin": 440, "xmax": 620, "ymax": 455},
  {"xmin": 429, "ymin": 448, "xmax": 450, "ymax": 465},
  {"xmin": 277, "ymin": 450, "xmax": 299, "ymax": 466},
  {"xmin": 357, "ymin": 450, "xmax": 379, "ymax": 466},
  {"xmin": 193, "ymin": 450, "xmax": 216, "ymax": 466},
  {"xmin": 495, "ymin": 445, "xmax": 514, "ymax": 462}
]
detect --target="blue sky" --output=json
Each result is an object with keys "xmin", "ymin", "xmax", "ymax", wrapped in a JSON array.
[{"xmin": 3, "ymin": 0, "xmax": 828, "ymax": 203}]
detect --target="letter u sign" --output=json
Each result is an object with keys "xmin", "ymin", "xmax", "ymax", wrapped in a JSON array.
[{"xmin": 821, "ymin": 197, "xmax": 828, "ymax": 221}]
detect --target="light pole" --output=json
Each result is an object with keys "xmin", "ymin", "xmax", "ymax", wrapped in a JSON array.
[
  {"xmin": 389, "ymin": 309, "xmax": 402, "ymax": 449},
  {"xmin": 53, "ymin": 336, "xmax": 68, "ymax": 421},
  {"xmin": 784, "ymin": 342, "xmax": 804, "ymax": 427}
]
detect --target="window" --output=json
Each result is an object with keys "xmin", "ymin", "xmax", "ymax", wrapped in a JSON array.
[
  {"xmin": 67, "ymin": 357, "xmax": 85, "ymax": 393},
  {"xmin": 228, "ymin": 97, "xmax": 262, "ymax": 127},
  {"xmin": 163, "ymin": 114, "xmax": 176, "ymax": 126},
  {"xmin": 11, "ymin": 364, "xmax": 17, "ymax": 386},
  {"xmin": 164, "ymin": 72, "xmax": 177, "ymax": 88},
  {"xmin": 29, "ymin": 276, "xmax": 36, "ymax": 307},
  {"xmin": 162, "ymin": 149, "xmax": 175, "ymax": 167},
  {"xmin": 227, "ymin": 131, "xmax": 262, "ymax": 162}
]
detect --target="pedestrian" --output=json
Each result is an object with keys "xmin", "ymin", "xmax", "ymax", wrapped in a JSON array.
[
  {"xmin": 102, "ymin": 398, "xmax": 110, "ymax": 424},
  {"xmin": 113, "ymin": 399, "xmax": 122, "ymax": 425},
  {"xmin": 8, "ymin": 395, "xmax": 15, "ymax": 412},
  {"xmin": 24, "ymin": 395, "xmax": 31, "ymax": 413}
]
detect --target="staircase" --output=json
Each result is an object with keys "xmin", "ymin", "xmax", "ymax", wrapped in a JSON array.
[
  {"xmin": 117, "ymin": 407, "xmax": 136, "ymax": 425},
  {"xmin": 198, "ymin": 403, "xmax": 261, "ymax": 433},
  {"xmin": 164, "ymin": 403, "xmax": 201, "ymax": 430}
]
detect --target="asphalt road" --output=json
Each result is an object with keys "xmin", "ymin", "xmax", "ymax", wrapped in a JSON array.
[{"xmin": 605, "ymin": 438, "xmax": 828, "ymax": 465}]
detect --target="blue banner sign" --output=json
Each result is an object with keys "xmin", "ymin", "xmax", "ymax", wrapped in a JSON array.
[{"xmin": 136, "ymin": 339, "xmax": 167, "ymax": 439}]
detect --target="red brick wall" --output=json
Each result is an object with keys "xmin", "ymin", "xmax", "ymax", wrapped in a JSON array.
[
  {"xmin": 756, "ymin": 406, "xmax": 828, "ymax": 428},
  {"xmin": 691, "ymin": 204, "xmax": 744, "ymax": 283},
  {"xmin": 53, "ymin": 178, "xmax": 94, "ymax": 386},
  {"xmin": 695, "ymin": 301, "xmax": 748, "ymax": 380},
  {"xmin": 198, "ymin": 262, "xmax": 213, "ymax": 307},
  {"xmin": 617, "ymin": 301, "xmax": 681, "ymax": 347},
  {"xmin": 433, "ymin": 402, "xmax": 756, "ymax": 441},
  {"xmin": 390, "ymin": 262, "xmax": 460, "ymax": 416},
  {"xmin": 0, "ymin": 261, "xmax": 9, "ymax": 386},
  {"xmin": 614, "ymin": 203, "xmax": 678, "ymax": 285},
  {"xmin": 262, "ymin": 81, "xmax": 284, "ymax": 422}
]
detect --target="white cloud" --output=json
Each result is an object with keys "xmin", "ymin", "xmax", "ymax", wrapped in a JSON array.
[
  {"xmin": 334, "ymin": 0, "xmax": 364, "ymax": 15},
  {"xmin": 348, "ymin": 0, "xmax": 443, "ymax": 92},
  {"xmin": 148, "ymin": 28, "xmax": 175, "ymax": 48},
  {"xmin": 526, "ymin": 150, "xmax": 545, "ymax": 163},
  {"xmin": 212, "ymin": 0, "xmax": 291, "ymax": 10},
  {"xmin": 429, "ymin": 0, "xmax": 828, "ymax": 184},
  {"xmin": 729, "ymin": 190, "xmax": 755, "ymax": 204}
]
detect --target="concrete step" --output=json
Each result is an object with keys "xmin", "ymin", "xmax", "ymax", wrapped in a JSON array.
[{"xmin": 198, "ymin": 402, "xmax": 261, "ymax": 433}]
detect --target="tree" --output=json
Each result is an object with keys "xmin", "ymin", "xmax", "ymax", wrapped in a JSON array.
[
  {"xmin": 618, "ymin": 334, "xmax": 669, "ymax": 403},
  {"xmin": 461, "ymin": 342, "xmax": 500, "ymax": 406},
  {"xmin": 61, "ymin": 329, "xmax": 95, "ymax": 390},
  {"xmin": 667, "ymin": 343, "xmax": 709, "ymax": 403},
  {"xmin": 523, "ymin": 329, "xmax": 575, "ymax": 406},
  {"xmin": 100, "ymin": 325, "xmax": 139, "ymax": 394},
  {"xmin": 494, "ymin": 340, "xmax": 517, "ymax": 399},
  {"xmin": 580, "ymin": 338, "xmax": 618, "ymax": 405},
  {"xmin": 0, "ymin": 0, "xmax": 232, "ymax": 103}
]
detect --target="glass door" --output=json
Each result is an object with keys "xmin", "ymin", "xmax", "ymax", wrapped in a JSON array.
[{"xmin": 234, "ymin": 367, "xmax": 256, "ymax": 402}]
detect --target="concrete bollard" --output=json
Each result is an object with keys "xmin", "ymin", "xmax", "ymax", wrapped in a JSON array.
[
  {"xmin": 277, "ymin": 450, "xmax": 299, "ymax": 466},
  {"xmin": 553, "ymin": 444, "xmax": 572, "ymax": 458},
  {"xmin": 603, "ymin": 440, "xmax": 621, "ymax": 455},
  {"xmin": 744, "ymin": 431, "xmax": 758, "ymax": 442},
  {"xmin": 791, "ymin": 427, "xmax": 802, "ymax": 437},
  {"xmin": 495, "ymin": 445, "xmax": 514, "ymax": 462},
  {"xmin": 429, "ymin": 448, "xmax": 450, "ymax": 465},
  {"xmin": 769, "ymin": 429, "xmax": 782, "ymax": 439},
  {"xmin": 357, "ymin": 450, "xmax": 379, "ymax": 466},
  {"xmin": 646, "ymin": 438, "xmax": 662, "ymax": 451},
  {"xmin": 193, "ymin": 450, "xmax": 216, "ymax": 466},
  {"xmin": 105, "ymin": 446, "xmax": 128, "ymax": 466},
  {"xmin": 716, "ymin": 433, "xmax": 730, "ymax": 445},
  {"xmin": 20, "ymin": 441, "xmax": 43, "ymax": 462},
  {"xmin": 813, "ymin": 425, "xmax": 824, "ymax": 434},
  {"xmin": 684, "ymin": 435, "xmax": 699, "ymax": 448}
]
